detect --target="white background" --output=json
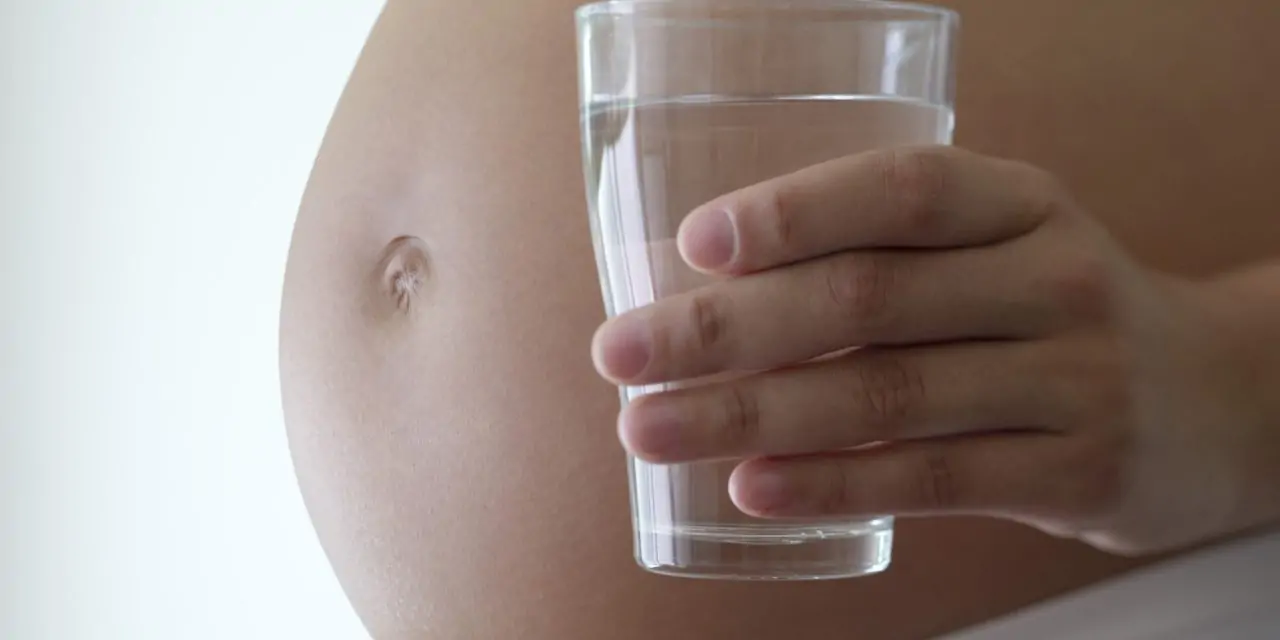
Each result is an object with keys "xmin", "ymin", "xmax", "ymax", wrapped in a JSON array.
[{"xmin": 2, "ymin": 1, "xmax": 382, "ymax": 637}]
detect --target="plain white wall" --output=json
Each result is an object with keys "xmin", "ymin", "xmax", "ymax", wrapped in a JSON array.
[{"xmin": 2, "ymin": 2, "xmax": 383, "ymax": 638}]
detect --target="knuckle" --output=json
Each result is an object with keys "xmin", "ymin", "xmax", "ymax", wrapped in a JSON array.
[
  {"xmin": 876, "ymin": 147, "xmax": 951, "ymax": 234},
  {"xmin": 852, "ymin": 355, "xmax": 926, "ymax": 430},
  {"xmin": 1016, "ymin": 162, "xmax": 1074, "ymax": 224},
  {"xmin": 765, "ymin": 184, "xmax": 800, "ymax": 252},
  {"xmin": 1091, "ymin": 349, "xmax": 1137, "ymax": 420},
  {"xmin": 1062, "ymin": 433, "xmax": 1129, "ymax": 517},
  {"xmin": 914, "ymin": 450, "xmax": 961, "ymax": 510},
  {"xmin": 1046, "ymin": 250, "xmax": 1117, "ymax": 323},
  {"xmin": 721, "ymin": 385, "xmax": 762, "ymax": 448},
  {"xmin": 1030, "ymin": 165, "xmax": 1066, "ymax": 196},
  {"xmin": 824, "ymin": 253, "xmax": 902, "ymax": 331},
  {"xmin": 1050, "ymin": 337, "xmax": 1136, "ymax": 427},
  {"xmin": 687, "ymin": 291, "xmax": 732, "ymax": 353}
]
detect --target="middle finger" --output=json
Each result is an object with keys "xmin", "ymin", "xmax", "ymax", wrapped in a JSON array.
[
  {"xmin": 618, "ymin": 340, "xmax": 1064, "ymax": 464},
  {"xmin": 592, "ymin": 240, "xmax": 1057, "ymax": 385}
]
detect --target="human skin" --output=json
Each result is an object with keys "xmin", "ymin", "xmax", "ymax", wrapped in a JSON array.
[
  {"xmin": 280, "ymin": 1, "xmax": 1280, "ymax": 638},
  {"xmin": 596, "ymin": 144, "xmax": 1280, "ymax": 556}
]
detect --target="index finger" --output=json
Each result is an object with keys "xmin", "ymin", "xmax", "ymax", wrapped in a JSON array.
[{"xmin": 676, "ymin": 146, "xmax": 1061, "ymax": 274}]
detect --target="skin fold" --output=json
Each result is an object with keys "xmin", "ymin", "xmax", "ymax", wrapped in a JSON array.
[{"xmin": 280, "ymin": 1, "xmax": 1280, "ymax": 638}]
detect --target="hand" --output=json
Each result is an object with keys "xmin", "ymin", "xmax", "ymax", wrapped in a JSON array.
[{"xmin": 590, "ymin": 145, "xmax": 1275, "ymax": 556}]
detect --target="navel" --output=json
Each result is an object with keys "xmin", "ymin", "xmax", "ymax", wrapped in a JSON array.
[{"xmin": 369, "ymin": 235, "xmax": 432, "ymax": 318}]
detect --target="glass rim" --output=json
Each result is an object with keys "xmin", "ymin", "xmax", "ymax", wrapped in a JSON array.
[{"xmin": 575, "ymin": 0, "xmax": 958, "ymax": 23}]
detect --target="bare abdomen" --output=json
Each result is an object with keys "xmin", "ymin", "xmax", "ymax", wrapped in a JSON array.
[{"xmin": 280, "ymin": 0, "xmax": 1280, "ymax": 637}]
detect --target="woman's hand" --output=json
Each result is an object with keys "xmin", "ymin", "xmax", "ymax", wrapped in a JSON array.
[{"xmin": 590, "ymin": 145, "xmax": 1278, "ymax": 556}]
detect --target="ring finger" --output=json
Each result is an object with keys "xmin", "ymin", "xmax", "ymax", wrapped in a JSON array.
[{"xmin": 618, "ymin": 340, "xmax": 1065, "ymax": 463}]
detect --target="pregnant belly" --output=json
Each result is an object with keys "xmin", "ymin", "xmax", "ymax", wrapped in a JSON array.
[{"xmin": 275, "ymin": 0, "xmax": 1280, "ymax": 636}]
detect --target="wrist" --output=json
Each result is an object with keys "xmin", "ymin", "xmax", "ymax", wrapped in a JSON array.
[{"xmin": 1195, "ymin": 263, "xmax": 1280, "ymax": 529}]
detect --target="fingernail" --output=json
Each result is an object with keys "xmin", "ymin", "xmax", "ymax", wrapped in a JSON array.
[
  {"xmin": 595, "ymin": 315, "xmax": 651, "ymax": 381},
  {"xmin": 739, "ymin": 468, "xmax": 793, "ymax": 514},
  {"xmin": 620, "ymin": 402, "xmax": 685, "ymax": 458},
  {"xmin": 679, "ymin": 208, "xmax": 737, "ymax": 270}
]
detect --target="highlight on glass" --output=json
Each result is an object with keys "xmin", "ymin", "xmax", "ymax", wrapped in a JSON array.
[{"xmin": 576, "ymin": 0, "xmax": 959, "ymax": 580}]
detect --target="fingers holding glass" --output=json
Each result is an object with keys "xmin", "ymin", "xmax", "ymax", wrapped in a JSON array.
[
  {"xmin": 617, "ymin": 341, "xmax": 1067, "ymax": 464},
  {"xmin": 677, "ymin": 146, "xmax": 1062, "ymax": 275},
  {"xmin": 727, "ymin": 434, "xmax": 1109, "ymax": 524},
  {"xmin": 592, "ymin": 239, "xmax": 1066, "ymax": 386}
]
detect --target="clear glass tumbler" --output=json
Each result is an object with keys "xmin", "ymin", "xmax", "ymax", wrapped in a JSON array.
[{"xmin": 575, "ymin": 0, "xmax": 959, "ymax": 580}]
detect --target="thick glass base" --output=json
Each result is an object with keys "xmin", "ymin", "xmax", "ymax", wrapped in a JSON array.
[{"xmin": 634, "ymin": 518, "xmax": 894, "ymax": 581}]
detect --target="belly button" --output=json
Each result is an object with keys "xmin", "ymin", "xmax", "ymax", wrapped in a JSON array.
[{"xmin": 372, "ymin": 235, "xmax": 432, "ymax": 315}]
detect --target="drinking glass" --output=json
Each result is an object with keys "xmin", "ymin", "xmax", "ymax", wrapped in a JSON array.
[{"xmin": 576, "ymin": 0, "xmax": 959, "ymax": 580}]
